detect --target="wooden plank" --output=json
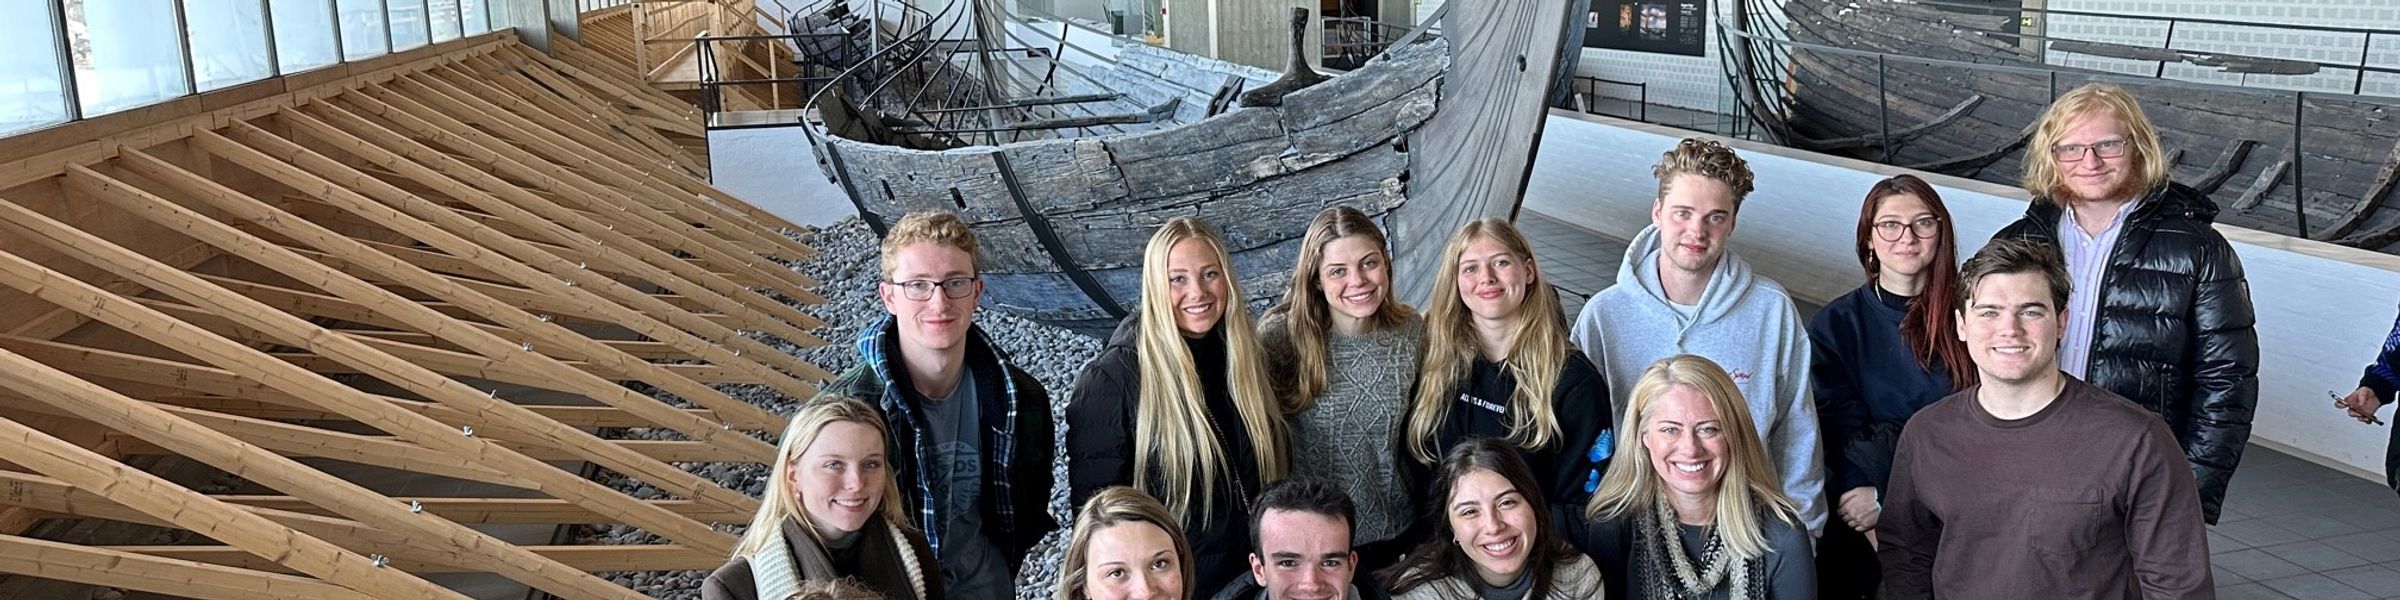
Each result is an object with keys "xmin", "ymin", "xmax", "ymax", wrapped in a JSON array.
[
  {"xmin": 106, "ymin": 544, "xmax": 722, "ymax": 574},
  {"xmin": 5, "ymin": 241, "xmax": 218, "ymax": 341},
  {"xmin": 0, "ymin": 535, "xmax": 375, "ymax": 600},
  {"xmin": 117, "ymin": 142, "xmax": 789, "ymax": 439},
  {"xmin": 0, "ymin": 191, "xmax": 749, "ymax": 565},
  {"xmin": 208, "ymin": 495, "xmax": 751, "ymax": 524},
  {"xmin": 262, "ymin": 105, "xmax": 833, "ymax": 389},
  {"xmin": 1392, "ymin": 2, "xmax": 1574, "ymax": 305}
]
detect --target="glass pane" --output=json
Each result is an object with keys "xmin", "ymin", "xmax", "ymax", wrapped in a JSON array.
[
  {"xmin": 185, "ymin": 0, "xmax": 274, "ymax": 91},
  {"xmin": 1, "ymin": 0, "xmax": 71, "ymax": 135},
  {"xmin": 430, "ymin": 0, "xmax": 460, "ymax": 42},
  {"xmin": 337, "ymin": 0, "xmax": 388, "ymax": 60},
  {"xmin": 271, "ymin": 0, "xmax": 339, "ymax": 73},
  {"xmin": 461, "ymin": 0, "xmax": 488, "ymax": 34},
  {"xmin": 390, "ymin": 0, "xmax": 428, "ymax": 50},
  {"xmin": 73, "ymin": 0, "xmax": 193, "ymax": 116}
]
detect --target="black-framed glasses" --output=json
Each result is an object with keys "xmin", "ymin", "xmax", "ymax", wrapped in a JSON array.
[
  {"xmin": 887, "ymin": 276, "xmax": 979, "ymax": 300},
  {"xmin": 1873, "ymin": 216, "xmax": 1942, "ymax": 241},
  {"xmin": 2052, "ymin": 139, "xmax": 2130, "ymax": 163}
]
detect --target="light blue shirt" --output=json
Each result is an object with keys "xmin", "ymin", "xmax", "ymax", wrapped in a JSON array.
[{"xmin": 2055, "ymin": 199, "xmax": 2140, "ymax": 379}]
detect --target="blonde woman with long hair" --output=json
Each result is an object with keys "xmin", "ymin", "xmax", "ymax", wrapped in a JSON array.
[
  {"xmin": 1055, "ymin": 487, "xmax": 1196, "ymax": 600},
  {"xmin": 1067, "ymin": 217, "xmax": 1287, "ymax": 599},
  {"xmin": 1257, "ymin": 205, "xmax": 1423, "ymax": 570},
  {"xmin": 1577, "ymin": 355, "xmax": 1813, "ymax": 600},
  {"xmin": 704, "ymin": 398, "xmax": 942, "ymax": 600},
  {"xmin": 1404, "ymin": 218, "xmax": 1614, "ymax": 512}
]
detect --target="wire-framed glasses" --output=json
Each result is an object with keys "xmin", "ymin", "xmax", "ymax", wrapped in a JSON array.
[
  {"xmin": 888, "ymin": 276, "xmax": 979, "ymax": 300},
  {"xmin": 2052, "ymin": 139, "xmax": 2130, "ymax": 162}
]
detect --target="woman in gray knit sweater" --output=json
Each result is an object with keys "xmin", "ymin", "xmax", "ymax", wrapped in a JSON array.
[{"xmin": 1259, "ymin": 206, "xmax": 1426, "ymax": 572}]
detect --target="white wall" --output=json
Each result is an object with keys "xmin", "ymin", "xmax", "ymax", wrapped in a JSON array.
[
  {"xmin": 1525, "ymin": 110, "xmax": 2400, "ymax": 479},
  {"xmin": 707, "ymin": 127, "xmax": 858, "ymax": 228}
]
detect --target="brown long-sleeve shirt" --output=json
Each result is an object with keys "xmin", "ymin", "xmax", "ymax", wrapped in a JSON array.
[{"xmin": 1879, "ymin": 377, "xmax": 2213, "ymax": 599}]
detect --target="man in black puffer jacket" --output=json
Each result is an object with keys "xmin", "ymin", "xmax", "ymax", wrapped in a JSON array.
[{"xmin": 1991, "ymin": 83, "xmax": 2260, "ymax": 524}]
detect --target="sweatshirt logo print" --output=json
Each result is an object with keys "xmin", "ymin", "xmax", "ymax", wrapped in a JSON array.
[
  {"xmin": 1459, "ymin": 393, "xmax": 1506, "ymax": 416},
  {"xmin": 1729, "ymin": 369, "xmax": 1754, "ymax": 385}
]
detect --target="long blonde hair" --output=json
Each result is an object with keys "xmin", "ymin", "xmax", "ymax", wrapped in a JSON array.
[
  {"xmin": 1405, "ymin": 219, "xmax": 1570, "ymax": 464},
  {"xmin": 1266, "ymin": 205, "xmax": 1415, "ymax": 410},
  {"xmin": 1132, "ymin": 218, "xmax": 1287, "ymax": 524},
  {"xmin": 2021, "ymin": 83, "xmax": 2171, "ymax": 202},
  {"xmin": 732, "ymin": 397, "xmax": 913, "ymax": 557},
  {"xmin": 1585, "ymin": 355, "xmax": 1798, "ymax": 559},
  {"xmin": 1056, "ymin": 486, "xmax": 1196, "ymax": 600}
]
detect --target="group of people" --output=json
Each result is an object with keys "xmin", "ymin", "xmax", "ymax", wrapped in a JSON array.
[{"xmin": 702, "ymin": 82, "xmax": 2299, "ymax": 600}]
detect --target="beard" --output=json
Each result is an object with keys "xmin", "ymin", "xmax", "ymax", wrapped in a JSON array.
[{"xmin": 2050, "ymin": 168, "xmax": 2150, "ymax": 205}]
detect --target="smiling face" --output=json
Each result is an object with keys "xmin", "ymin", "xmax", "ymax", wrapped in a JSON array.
[
  {"xmin": 2052, "ymin": 110, "xmax": 2137, "ymax": 203},
  {"xmin": 1249, "ymin": 510, "xmax": 1355, "ymax": 600},
  {"xmin": 1455, "ymin": 236, "xmax": 1533, "ymax": 323},
  {"xmin": 788, "ymin": 421, "xmax": 886, "ymax": 539},
  {"xmin": 1316, "ymin": 235, "xmax": 1390, "ymax": 331},
  {"xmin": 1641, "ymin": 384, "xmax": 1727, "ymax": 508},
  {"xmin": 878, "ymin": 242, "xmax": 980, "ymax": 354},
  {"xmin": 1166, "ymin": 238, "xmax": 1228, "ymax": 338},
  {"xmin": 1084, "ymin": 522, "xmax": 1185, "ymax": 600},
  {"xmin": 1651, "ymin": 174, "xmax": 1739, "ymax": 276},
  {"xmin": 1870, "ymin": 192, "xmax": 1939, "ymax": 282},
  {"xmin": 1447, "ymin": 469, "xmax": 1537, "ymax": 587},
  {"xmin": 1958, "ymin": 271, "xmax": 2065, "ymax": 386}
]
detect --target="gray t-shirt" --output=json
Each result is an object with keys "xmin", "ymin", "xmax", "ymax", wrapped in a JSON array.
[{"xmin": 917, "ymin": 367, "xmax": 1012, "ymax": 599}]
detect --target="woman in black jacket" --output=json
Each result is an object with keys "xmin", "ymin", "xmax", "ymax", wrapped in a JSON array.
[
  {"xmin": 1806, "ymin": 175, "xmax": 1974, "ymax": 598},
  {"xmin": 1402, "ymin": 219, "xmax": 1614, "ymax": 514},
  {"xmin": 1067, "ymin": 217, "xmax": 1288, "ymax": 600}
]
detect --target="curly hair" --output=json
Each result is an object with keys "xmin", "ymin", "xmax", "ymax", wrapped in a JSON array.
[
  {"xmin": 879, "ymin": 211, "xmax": 980, "ymax": 277},
  {"xmin": 1652, "ymin": 138, "xmax": 1757, "ymax": 207}
]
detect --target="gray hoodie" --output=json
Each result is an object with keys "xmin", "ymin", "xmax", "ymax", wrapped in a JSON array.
[{"xmin": 1569, "ymin": 224, "xmax": 1827, "ymax": 538}]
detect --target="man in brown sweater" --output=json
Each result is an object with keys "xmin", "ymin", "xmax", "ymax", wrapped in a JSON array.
[{"xmin": 1879, "ymin": 239, "xmax": 2212, "ymax": 599}]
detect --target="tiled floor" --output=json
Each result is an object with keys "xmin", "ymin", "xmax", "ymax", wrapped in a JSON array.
[{"xmin": 1520, "ymin": 210, "xmax": 2400, "ymax": 598}]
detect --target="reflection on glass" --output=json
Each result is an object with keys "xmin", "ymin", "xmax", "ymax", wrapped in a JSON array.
[
  {"xmin": 272, "ymin": 0, "xmax": 340, "ymax": 73},
  {"xmin": 391, "ymin": 0, "xmax": 430, "ymax": 50},
  {"xmin": 73, "ymin": 0, "xmax": 193, "ymax": 116},
  {"xmin": 186, "ymin": 0, "xmax": 273, "ymax": 91},
  {"xmin": 432, "ymin": 0, "xmax": 462, "ymax": 42},
  {"xmin": 338, "ymin": 0, "xmax": 389, "ymax": 60},
  {"xmin": 1, "ymin": 0, "xmax": 71, "ymax": 135},
  {"xmin": 462, "ymin": 0, "xmax": 489, "ymax": 34}
]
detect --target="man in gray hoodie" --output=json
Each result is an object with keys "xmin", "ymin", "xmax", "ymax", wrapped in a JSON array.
[{"xmin": 1570, "ymin": 137, "xmax": 1827, "ymax": 538}]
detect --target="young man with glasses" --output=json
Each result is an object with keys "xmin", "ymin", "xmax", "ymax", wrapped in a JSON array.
[
  {"xmin": 824, "ymin": 211, "xmax": 1056, "ymax": 598},
  {"xmin": 1991, "ymin": 83, "xmax": 2260, "ymax": 524}
]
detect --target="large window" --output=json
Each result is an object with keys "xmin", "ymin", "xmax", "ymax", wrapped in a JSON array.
[
  {"xmin": 390, "ymin": 0, "xmax": 430, "ymax": 50},
  {"xmin": 338, "ymin": 0, "xmax": 390, "ymax": 60},
  {"xmin": 73, "ymin": 0, "xmax": 194, "ymax": 116},
  {"xmin": 186, "ymin": 0, "xmax": 275, "ymax": 91},
  {"xmin": 431, "ymin": 0, "xmax": 462, "ymax": 42},
  {"xmin": 1, "ymin": 0, "xmax": 71, "ymax": 135},
  {"xmin": 272, "ymin": 0, "xmax": 342, "ymax": 73},
  {"xmin": 462, "ymin": 0, "xmax": 489, "ymax": 34}
]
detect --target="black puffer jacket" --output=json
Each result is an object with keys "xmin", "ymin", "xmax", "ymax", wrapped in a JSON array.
[{"xmin": 1992, "ymin": 182, "xmax": 2260, "ymax": 523}]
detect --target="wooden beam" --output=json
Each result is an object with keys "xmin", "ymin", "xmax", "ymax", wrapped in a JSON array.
[
  {"xmin": 0, "ymin": 535, "xmax": 377, "ymax": 600},
  {"xmin": 0, "ymin": 356, "xmax": 478, "ymax": 600},
  {"xmin": 209, "ymin": 495, "xmax": 753, "ymax": 524},
  {"xmin": 106, "ymin": 544, "xmax": 723, "ymax": 574},
  {"xmin": 0, "ymin": 190, "xmax": 747, "ymax": 570}
]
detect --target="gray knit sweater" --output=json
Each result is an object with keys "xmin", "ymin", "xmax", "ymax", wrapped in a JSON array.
[{"xmin": 1259, "ymin": 311, "xmax": 1425, "ymax": 544}]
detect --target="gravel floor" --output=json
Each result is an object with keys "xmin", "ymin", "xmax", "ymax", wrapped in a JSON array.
[{"xmin": 585, "ymin": 219, "xmax": 1100, "ymax": 599}]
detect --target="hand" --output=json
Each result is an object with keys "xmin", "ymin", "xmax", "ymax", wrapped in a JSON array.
[
  {"xmin": 2337, "ymin": 387, "xmax": 2387, "ymax": 425},
  {"xmin": 1838, "ymin": 487, "xmax": 1880, "ymax": 533}
]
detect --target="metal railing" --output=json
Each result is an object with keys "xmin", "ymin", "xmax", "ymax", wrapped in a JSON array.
[
  {"xmin": 1568, "ymin": 75, "xmax": 1648, "ymax": 122},
  {"xmin": 1715, "ymin": 0, "xmax": 2400, "ymax": 243},
  {"xmin": 1855, "ymin": 0, "xmax": 2400, "ymax": 97},
  {"xmin": 1322, "ymin": 16, "xmax": 1414, "ymax": 71}
]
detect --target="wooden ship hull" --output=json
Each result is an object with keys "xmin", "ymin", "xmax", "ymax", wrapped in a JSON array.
[
  {"xmin": 801, "ymin": 0, "xmax": 1579, "ymax": 334},
  {"xmin": 1755, "ymin": 0, "xmax": 2400, "ymax": 248}
]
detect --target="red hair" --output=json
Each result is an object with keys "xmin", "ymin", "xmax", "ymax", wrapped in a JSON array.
[{"xmin": 1852, "ymin": 175, "xmax": 1976, "ymax": 391}]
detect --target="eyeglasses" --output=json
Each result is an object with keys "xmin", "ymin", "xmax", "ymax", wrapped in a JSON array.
[
  {"xmin": 887, "ymin": 276, "xmax": 979, "ymax": 300},
  {"xmin": 1873, "ymin": 216, "xmax": 1942, "ymax": 241},
  {"xmin": 2052, "ymin": 139, "xmax": 2130, "ymax": 163}
]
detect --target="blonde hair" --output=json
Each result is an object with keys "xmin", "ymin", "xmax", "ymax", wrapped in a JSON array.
[
  {"xmin": 1056, "ymin": 486, "xmax": 1195, "ymax": 600},
  {"xmin": 1266, "ymin": 205, "xmax": 1416, "ymax": 410},
  {"xmin": 1584, "ymin": 355, "xmax": 1799, "ymax": 559},
  {"xmin": 2021, "ymin": 83, "xmax": 2171, "ymax": 202},
  {"xmin": 732, "ymin": 397, "xmax": 911, "ymax": 557},
  {"xmin": 879, "ymin": 211, "xmax": 980, "ymax": 277},
  {"xmin": 1653, "ymin": 138, "xmax": 1756, "ymax": 206},
  {"xmin": 1405, "ymin": 219, "xmax": 1570, "ymax": 464},
  {"xmin": 1132, "ymin": 218, "xmax": 1287, "ymax": 523},
  {"xmin": 792, "ymin": 578, "xmax": 884, "ymax": 600}
]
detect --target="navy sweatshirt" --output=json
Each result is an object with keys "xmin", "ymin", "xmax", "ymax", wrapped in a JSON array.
[
  {"xmin": 1806, "ymin": 284, "xmax": 1958, "ymax": 493},
  {"xmin": 1416, "ymin": 350, "xmax": 1616, "ymax": 511}
]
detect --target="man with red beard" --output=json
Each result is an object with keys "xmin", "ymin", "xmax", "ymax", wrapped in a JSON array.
[
  {"xmin": 1991, "ymin": 83, "xmax": 2260, "ymax": 524},
  {"xmin": 824, "ymin": 211, "xmax": 1057, "ymax": 599}
]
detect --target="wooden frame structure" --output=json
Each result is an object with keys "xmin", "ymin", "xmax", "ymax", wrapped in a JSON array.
[{"xmin": 0, "ymin": 27, "xmax": 823, "ymax": 599}]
